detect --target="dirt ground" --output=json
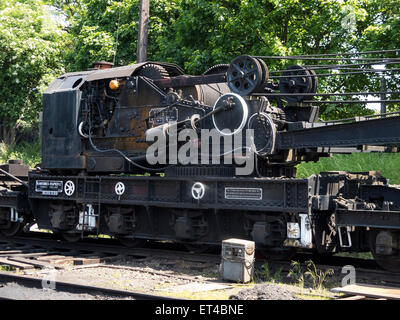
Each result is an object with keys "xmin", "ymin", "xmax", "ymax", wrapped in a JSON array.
[{"xmin": 8, "ymin": 255, "xmax": 336, "ymax": 300}]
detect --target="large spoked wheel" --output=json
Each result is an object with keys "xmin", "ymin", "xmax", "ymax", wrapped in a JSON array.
[
  {"xmin": 0, "ymin": 221, "xmax": 23, "ymax": 237},
  {"xmin": 227, "ymin": 55, "xmax": 263, "ymax": 96},
  {"xmin": 369, "ymin": 230, "xmax": 400, "ymax": 273},
  {"xmin": 279, "ymin": 65, "xmax": 314, "ymax": 102}
]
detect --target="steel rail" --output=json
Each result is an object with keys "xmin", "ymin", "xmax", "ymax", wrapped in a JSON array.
[
  {"xmin": 0, "ymin": 271, "xmax": 177, "ymax": 300},
  {"xmin": 0, "ymin": 235, "xmax": 220, "ymax": 263},
  {"xmin": 4, "ymin": 234, "xmax": 400, "ymax": 290}
]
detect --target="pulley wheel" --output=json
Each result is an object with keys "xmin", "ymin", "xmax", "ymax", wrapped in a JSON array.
[
  {"xmin": 279, "ymin": 65, "xmax": 313, "ymax": 102},
  {"xmin": 212, "ymin": 93, "xmax": 249, "ymax": 136},
  {"xmin": 227, "ymin": 55, "xmax": 263, "ymax": 96},
  {"xmin": 369, "ymin": 229, "xmax": 400, "ymax": 273},
  {"xmin": 308, "ymin": 68, "xmax": 318, "ymax": 95},
  {"xmin": 255, "ymin": 58, "xmax": 269, "ymax": 91},
  {"xmin": 248, "ymin": 112, "xmax": 276, "ymax": 156}
]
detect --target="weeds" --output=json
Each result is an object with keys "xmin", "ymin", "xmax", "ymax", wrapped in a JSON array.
[
  {"xmin": 0, "ymin": 265, "xmax": 14, "ymax": 272},
  {"xmin": 288, "ymin": 260, "xmax": 334, "ymax": 290},
  {"xmin": 287, "ymin": 261, "xmax": 305, "ymax": 287},
  {"xmin": 304, "ymin": 260, "xmax": 334, "ymax": 291},
  {"xmin": 261, "ymin": 262, "xmax": 271, "ymax": 281},
  {"xmin": 260, "ymin": 262, "xmax": 284, "ymax": 283}
]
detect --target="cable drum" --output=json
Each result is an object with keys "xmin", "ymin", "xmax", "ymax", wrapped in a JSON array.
[{"xmin": 212, "ymin": 93, "xmax": 249, "ymax": 136}]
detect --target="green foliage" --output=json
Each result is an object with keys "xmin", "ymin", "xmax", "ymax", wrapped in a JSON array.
[
  {"xmin": 288, "ymin": 260, "xmax": 333, "ymax": 290},
  {"xmin": 258, "ymin": 262, "xmax": 284, "ymax": 283},
  {"xmin": 287, "ymin": 260, "xmax": 305, "ymax": 287},
  {"xmin": 0, "ymin": 140, "xmax": 41, "ymax": 168},
  {"xmin": 297, "ymin": 153, "xmax": 400, "ymax": 184},
  {"xmin": 1, "ymin": 0, "xmax": 400, "ymax": 136},
  {"xmin": 43, "ymin": 0, "xmax": 400, "ymax": 120},
  {"xmin": 0, "ymin": 0, "xmax": 67, "ymax": 130}
]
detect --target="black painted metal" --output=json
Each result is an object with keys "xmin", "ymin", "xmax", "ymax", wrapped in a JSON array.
[{"xmin": 277, "ymin": 115, "xmax": 400, "ymax": 149}]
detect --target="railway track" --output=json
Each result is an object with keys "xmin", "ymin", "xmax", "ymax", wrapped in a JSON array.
[
  {"xmin": 0, "ymin": 234, "xmax": 220, "ymax": 271},
  {"xmin": 332, "ymin": 284, "xmax": 400, "ymax": 300},
  {"xmin": 2, "ymin": 233, "xmax": 400, "ymax": 296},
  {"xmin": 0, "ymin": 271, "xmax": 177, "ymax": 300},
  {"xmin": 263, "ymin": 255, "xmax": 400, "ymax": 288}
]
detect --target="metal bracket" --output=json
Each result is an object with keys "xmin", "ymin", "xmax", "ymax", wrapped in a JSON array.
[
  {"xmin": 338, "ymin": 226, "xmax": 353, "ymax": 248},
  {"xmin": 10, "ymin": 208, "xmax": 19, "ymax": 222}
]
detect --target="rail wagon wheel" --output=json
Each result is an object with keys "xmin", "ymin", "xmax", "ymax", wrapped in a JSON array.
[
  {"xmin": 183, "ymin": 243, "xmax": 213, "ymax": 254},
  {"xmin": 369, "ymin": 229, "xmax": 400, "ymax": 273},
  {"xmin": 119, "ymin": 237, "xmax": 146, "ymax": 248},
  {"xmin": 58, "ymin": 231, "xmax": 81, "ymax": 243},
  {"xmin": 258, "ymin": 247, "xmax": 297, "ymax": 261},
  {"xmin": 227, "ymin": 55, "xmax": 263, "ymax": 96},
  {"xmin": 278, "ymin": 65, "xmax": 314, "ymax": 103},
  {"xmin": 0, "ymin": 221, "xmax": 23, "ymax": 237}
]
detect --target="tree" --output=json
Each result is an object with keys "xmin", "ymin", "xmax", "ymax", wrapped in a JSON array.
[
  {"xmin": 0, "ymin": 0, "xmax": 67, "ymax": 143},
  {"xmin": 38, "ymin": 0, "xmax": 400, "ymax": 119}
]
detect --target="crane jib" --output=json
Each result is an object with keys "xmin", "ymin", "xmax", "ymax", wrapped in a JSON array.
[{"xmin": 277, "ymin": 115, "xmax": 400, "ymax": 150}]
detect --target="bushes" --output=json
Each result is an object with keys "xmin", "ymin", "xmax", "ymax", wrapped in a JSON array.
[{"xmin": 0, "ymin": 141, "xmax": 41, "ymax": 168}]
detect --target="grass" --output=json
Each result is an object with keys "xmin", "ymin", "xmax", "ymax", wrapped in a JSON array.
[
  {"xmin": 335, "ymin": 251, "xmax": 373, "ymax": 259},
  {"xmin": 0, "ymin": 265, "xmax": 15, "ymax": 271},
  {"xmin": 0, "ymin": 140, "xmax": 41, "ymax": 168},
  {"xmin": 297, "ymin": 153, "xmax": 400, "ymax": 184}
]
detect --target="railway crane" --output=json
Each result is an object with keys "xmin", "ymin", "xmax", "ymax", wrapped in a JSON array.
[{"xmin": 1, "ymin": 52, "xmax": 400, "ymax": 271}]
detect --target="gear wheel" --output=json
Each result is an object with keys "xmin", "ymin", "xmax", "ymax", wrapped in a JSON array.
[
  {"xmin": 202, "ymin": 64, "xmax": 230, "ymax": 75},
  {"xmin": 137, "ymin": 63, "xmax": 170, "ymax": 80}
]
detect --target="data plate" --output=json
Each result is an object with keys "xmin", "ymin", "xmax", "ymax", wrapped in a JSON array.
[
  {"xmin": 224, "ymin": 187, "xmax": 263, "ymax": 200},
  {"xmin": 35, "ymin": 180, "xmax": 63, "ymax": 196}
]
